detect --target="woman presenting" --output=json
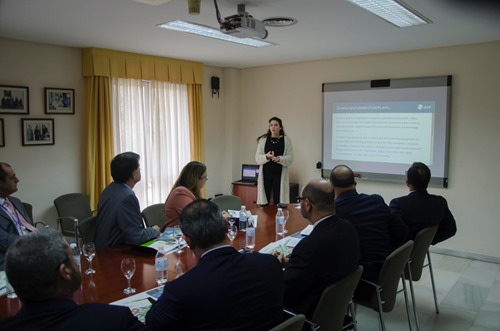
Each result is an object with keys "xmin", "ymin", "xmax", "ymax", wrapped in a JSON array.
[{"xmin": 255, "ymin": 117, "xmax": 294, "ymax": 206}]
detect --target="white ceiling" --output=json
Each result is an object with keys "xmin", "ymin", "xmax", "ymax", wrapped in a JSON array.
[{"xmin": 1, "ymin": 0, "xmax": 499, "ymax": 68}]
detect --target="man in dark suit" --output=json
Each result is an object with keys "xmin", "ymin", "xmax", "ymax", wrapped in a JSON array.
[
  {"xmin": 330, "ymin": 165, "xmax": 408, "ymax": 299},
  {"xmin": 146, "ymin": 199, "xmax": 284, "ymax": 331},
  {"xmin": 0, "ymin": 229, "xmax": 149, "ymax": 331},
  {"xmin": 0, "ymin": 162, "xmax": 36, "ymax": 271},
  {"xmin": 274, "ymin": 179, "xmax": 360, "ymax": 319},
  {"xmin": 389, "ymin": 162, "xmax": 457, "ymax": 244},
  {"xmin": 95, "ymin": 152, "xmax": 160, "ymax": 249}
]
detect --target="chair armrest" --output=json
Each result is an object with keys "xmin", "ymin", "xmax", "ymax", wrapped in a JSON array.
[
  {"xmin": 34, "ymin": 221, "xmax": 49, "ymax": 228},
  {"xmin": 283, "ymin": 309, "xmax": 319, "ymax": 331}
]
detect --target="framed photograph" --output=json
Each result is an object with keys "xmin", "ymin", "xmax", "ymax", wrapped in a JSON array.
[
  {"xmin": 22, "ymin": 118, "xmax": 55, "ymax": 146},
  {"xmin": 0, "ymin": 85, "xmax": 29, "ymax": 114},
  {"xmin": 0, "ymin": 119, "xmax": 4, "ymax": 147},
  {"xmin": 45, "ymin": 88, "xmax": 75, "ymax": 114}
]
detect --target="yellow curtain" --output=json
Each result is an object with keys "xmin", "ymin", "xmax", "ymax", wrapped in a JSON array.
[
  {"xmin": 82, "ymin": 48, "xmax": 205, "ymax": 208},
  {"xmin": 85, "ymin": 77, "xmax": 113, "ymax": 210}
]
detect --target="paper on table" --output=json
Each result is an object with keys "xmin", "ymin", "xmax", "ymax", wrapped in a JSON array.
[
  {"xmin": 259, "ymin": 236, "xmax": 302, "ymax": 255},
  {"xmin": 0, "ymin": 271, "xmax": 6, "ymax": 296},
  {"xmin": 110, "ymin": 286, "xmax": 164, "ymax": 322},
  {"xmin": 300, "ymin": 224, "xmax": 314, "ymax": 236}
]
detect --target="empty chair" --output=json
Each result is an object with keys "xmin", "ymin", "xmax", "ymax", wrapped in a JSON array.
[
  {"xmin": 142, "ymin": 203, "xmax": 165, "ymax": 228},
  {"xmin": 405, "ymin": 225, "xmax": 439, "ymax": 330},
  {"xmin": 268, "ymin": 314, "xmax": 305, "ymax": 331},
  {"xmin": 53, "ymin": 193, "xmax": 93, "ymax": 244},
  {"xmin": 354, "ymin": 240, "xmax": 415, "ymax": 331},
  {"xmin": 211, "ymin": 194, "xmax": 241, "ymax": 212},
  {"xmin": 77, "ymin": 215, "xmax": 97, "ymax": 244}
]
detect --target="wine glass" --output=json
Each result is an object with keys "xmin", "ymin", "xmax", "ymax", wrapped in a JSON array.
[
  {"xmin": 283, "ymin": 209, "xmax": 290, "ymax": 234},
  {"xmin": 173, "ymin": 225, "xmax": 184, "ymax": 254},
  {"xmin": 228, "ymin": 217, "xmax": 235, "ymax": 227},
  {"xmin": 227, "ymin": 224, "xmax": 238, "ymax": 246},
  {"xmin": 82, "ymin": 242, "xmax": 96, "ymax": 275},
  {"xmin": 121, "ymin": 258, "xmax": 136, "ymax": 295}
]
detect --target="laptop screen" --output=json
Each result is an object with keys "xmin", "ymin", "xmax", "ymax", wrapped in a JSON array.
[{"xmin": 241, "ymin": 164, "xmax": 259, "ymax": 182}]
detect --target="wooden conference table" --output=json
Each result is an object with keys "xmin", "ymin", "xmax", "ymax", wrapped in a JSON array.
[{"xmin": 0, "ymin": 204, "xmax": 309, "ymax": 319}]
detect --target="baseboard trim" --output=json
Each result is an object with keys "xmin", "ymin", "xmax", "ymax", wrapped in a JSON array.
[{"xmin": 430, "ymin": 247, "xmax": 500, "ymax": 264}]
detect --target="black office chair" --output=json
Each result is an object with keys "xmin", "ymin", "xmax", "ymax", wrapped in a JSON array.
[
  {"xmin": 77, "ymin": 215, "xmax": 97, "ymax": 244},
  {"xmin": 269, "ymin": 314, "xmax": 305, "ymax": 331},
  {"xmin": 142, "ymin": 203, "xmax": 165, "ymax": 228},
  {"xmin": 54, "ymin": 193, "xmax": 93, "ymax": 245}
]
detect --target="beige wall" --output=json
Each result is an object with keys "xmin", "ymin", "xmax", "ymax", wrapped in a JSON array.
[
  {"xmin": 234, "ymin": 41, "xmax": 500, "ymax": 259},
  {"xmin": 2, "ymin": 37, "xmax": 500, "ymax": 259},
  {"xmin": 0, "ymin": 38, "xmax": 85, "ymax": 227}
]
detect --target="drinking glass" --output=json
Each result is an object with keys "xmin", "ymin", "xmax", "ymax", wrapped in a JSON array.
[
  {"xmin": 228, "ymin": 217, "xmax": 235, "ymax": 227},
  {"xmin": 227, "ymin": 224, "xmax": 238, "ymax": 245},
  {"xmin": 82, "ymin": 242, "xmax": 96, "ymax": 275},
  {"xmin": 283, "ymin": 209, "xmax": 290, "ymax": 234},
  {"xmin": 121, "ymin": 258, "xmax": 136, "ymax": 295},
  {"xmin": 173, "ymin": 225, "xmax": 184, "ymax": 254}
]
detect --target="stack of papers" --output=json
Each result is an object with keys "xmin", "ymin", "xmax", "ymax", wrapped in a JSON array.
[
  {"xmin": 111, "ymin": 286, "xmax": 164, "ymax": 322},
  {"xmin": 259, "ymin": 236, "xmax": 302, "ymax": 256},
  {"xmin": 300, "ymin": 224, "xmax": 314, "ymax": 236},
  {"xmin": 141, "ymin": 227, "xmax": 187, "ymax": 252}
]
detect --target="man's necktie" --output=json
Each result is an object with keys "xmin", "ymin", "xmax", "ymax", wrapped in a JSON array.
[{"xmin": 4, "ymin": 198, "xmax": 37, "ymax": 233}]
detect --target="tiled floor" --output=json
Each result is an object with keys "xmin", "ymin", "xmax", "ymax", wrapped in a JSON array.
[{"xmin": 355, "ymin": 252, "xmax": 500, "ymax": 331}]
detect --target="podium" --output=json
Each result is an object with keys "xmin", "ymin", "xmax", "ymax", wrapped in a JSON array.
[{"xmin": 232, "ymin": 182, "xmax": 298, "ymax": 210}]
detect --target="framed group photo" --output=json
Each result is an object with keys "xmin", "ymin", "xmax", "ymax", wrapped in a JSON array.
[
  {"xmin": 0, "ymin": 119, "xmax": 4, "ymax": 147},
  {"xmin": 22, "ymin": 118, "xmax": 55, "ymax": 146},
  {"xmin": 45, "ymin": 87, "xmax": 74, "ymax": 114},
  {"xmin": 0, "ymin": 85, "xmax": 29, "ymax": 114}
]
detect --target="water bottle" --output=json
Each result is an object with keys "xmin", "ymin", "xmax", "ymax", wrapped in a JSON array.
[
  {"xmin": 155, "ymin": 246, "xmax": 168, "ymax": 285},
  {"xmin": 70, "ymin": 243, "xmax": 81, "ymax": 272},
  {"xmin": 275, "ymin": 207, "xmax": 285, "ymax": 235},
  {"xmin": 245, "ymin": 217, "xmax": 255, "ymax": 251},
  {"xmin": 239, "ymin": 205, "xmax": 248, "ymax": 232}
]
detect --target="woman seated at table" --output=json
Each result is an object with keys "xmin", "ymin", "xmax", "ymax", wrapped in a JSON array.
[{"xmin": 163, "ymin": 161, "xmax": 207, "ymax": 231}]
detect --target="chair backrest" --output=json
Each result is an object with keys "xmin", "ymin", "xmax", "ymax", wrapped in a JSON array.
[
  {"xmin": 312, "ymin": 265, "xmax": 364, "ymax": 331},
  {"xmin": 268, "ymin": 314, "xmax": 305, "ymax": 331},
  {"xmin": 54, "ymin": 193, "xmax": 92, "ymax": 237},
  {"xmin": 21, "ymin": 202, "xmax": 33, "ymax": 221},
  {"xmin": 77, "ymin": 215, "xmax": 97, "ymax": 244},
  {"xmin": 373, "ymin": 240, "xmax": 414, "ymax": 312},
  {"xmin": 407, "ymin": 225, "xmax": 439, "ymax": 281},
  {"xmin": 142, "ymin": 203, "xmax": 165, "ymax": 228},
  {"xmin": 211, "ymin": 194, "xmax": 242, "ymax": 212}
]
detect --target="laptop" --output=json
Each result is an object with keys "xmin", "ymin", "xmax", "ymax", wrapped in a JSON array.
[{"xmin": 238, "ymin": 164, "xmax": 259, "ymax": 184}]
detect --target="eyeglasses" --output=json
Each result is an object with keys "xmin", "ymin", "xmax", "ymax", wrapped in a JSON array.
[
  {"xmin": 199, "ymin": 176, "xmax": 208, "ymax": 181},
  {"xmin": 296, "ymin": 196, "xmax": 315, "ymax": 205}
]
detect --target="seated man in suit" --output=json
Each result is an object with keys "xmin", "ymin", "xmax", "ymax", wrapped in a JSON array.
[
  {"xmin": 146, "ymin": 199, "xmax": 284, "ymax": 331},
  {"xmin": 95, "ymin": 152, "xmax": 160, "ymax": 249},
  {"xmin": 0, "ymin": 229, "xmax": 148, "ymax": 331},
  {"xmin": 0, "ymin": 162, "xmax": 36, "ymax": 271},
  {"xmin": 330, "ymin": 165, "xmax": 408, "ymax": 299},
  {"xmin": 389, "ymin": 162, "xmax": 457, "ymax": 244},
  {"xmin": 274, "ymin": 179, "xmax": 360, "ymax": 319}
]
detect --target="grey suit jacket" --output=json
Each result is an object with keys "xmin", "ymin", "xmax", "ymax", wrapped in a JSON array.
[
  {"xmin": 95, "ymin": 182, "xmax": 158, "ymax": 249},
  {"xmin": 0, "ymin": 196, "xmax": 34, "ymax": 270}
]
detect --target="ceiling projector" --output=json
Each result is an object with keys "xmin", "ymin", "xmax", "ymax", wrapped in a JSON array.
[{"xmin": 219, "ymin": 4, "xmax": 268, "ymax": 39}]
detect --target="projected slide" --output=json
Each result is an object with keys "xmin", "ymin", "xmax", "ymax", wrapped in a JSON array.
[{"xmin": 332, "ymin": 101, "xmax": 434, "ymax": 165}]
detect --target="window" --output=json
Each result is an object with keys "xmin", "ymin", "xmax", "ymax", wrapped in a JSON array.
[{"xmin": 111, "ymin": 78, "xmax": 191, "ymax": 208}]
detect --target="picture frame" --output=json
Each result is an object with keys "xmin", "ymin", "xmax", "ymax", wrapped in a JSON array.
[
  {"xmin": 0, "ymin": 85, "xmax": 29, "ymax": 114},
  {"xmin": 0, "ymin": 119, "xmax": 4, "ymax": 147},
  {"xmin": 45, "ymin": 87, "xmax": 75, "ymax": 114},
  {"xmin": 22, "ymin": 118, "xmax": 55, "ymax": 146}
]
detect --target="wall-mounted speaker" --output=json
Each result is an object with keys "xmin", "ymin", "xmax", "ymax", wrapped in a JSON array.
[{"xmin": 211, "ymin": 76, "xmax": 220, "ymax": 98}]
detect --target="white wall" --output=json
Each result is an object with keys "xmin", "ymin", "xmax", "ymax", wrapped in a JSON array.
[
  {"xmin": 234, "ymin": 41, "xmax": 500, "ymax": 259},
  {"xmin": 0, "ymin": 38, "xmax": 85, "ymax": 227},
  {"xmin": 2, "ymin": 37, "xmax": 500, "ymax": 259}
]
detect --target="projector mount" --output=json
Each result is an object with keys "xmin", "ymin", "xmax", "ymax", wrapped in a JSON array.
[{"xmin": 214, "ymin": 1, "xmax": 269, "ymax": 39}]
